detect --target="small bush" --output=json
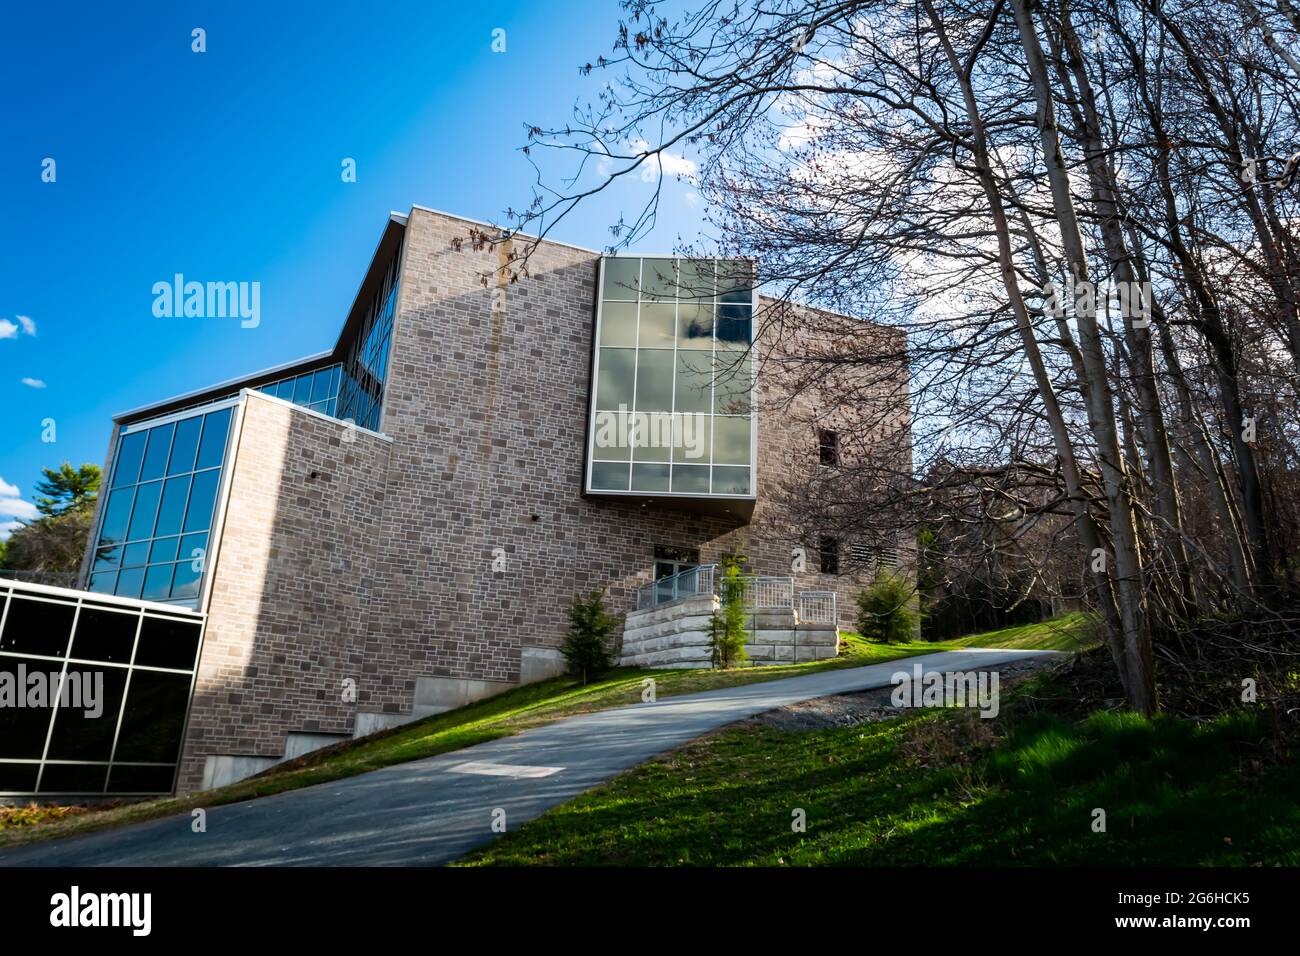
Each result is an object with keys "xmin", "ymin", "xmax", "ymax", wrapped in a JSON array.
[
  {"xmin": 855, "ymin": 571, "xmax": 918, "ymax": 643},
  {"xmin": 562, "ymin": 590, "xmax": 620, "ymax": 683},
  {"xmin": 710, "ymin": 554, "xmax": 750, "ymax": 668}
]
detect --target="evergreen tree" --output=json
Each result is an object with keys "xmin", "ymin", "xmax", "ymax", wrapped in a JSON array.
[{"xmin": 562, "ymin": 590, "xmax": 619, "ymax": 684}]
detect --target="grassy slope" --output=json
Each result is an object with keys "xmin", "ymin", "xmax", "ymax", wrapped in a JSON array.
[
  {"xmin": 460, "ymin": 664, "xmax": 1298, "ymax": 867},
  {"xmin": 0, "ymin": 613, "xmax": 1091, "ymax": 847}
]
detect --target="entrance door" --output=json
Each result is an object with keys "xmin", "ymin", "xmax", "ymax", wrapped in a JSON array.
[{"xmin": 654, "ymin": 545, "xmax": 700, "ymax": 602}]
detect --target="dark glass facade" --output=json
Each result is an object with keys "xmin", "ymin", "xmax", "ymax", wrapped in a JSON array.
[
  {"xmin": 87, "ymin": 400, "xmax": 236, "ymax": 607},
  {"xmin": 0, "ymin": 582, "xmax": 203, "ymax": 796},
  {"xmin": 336, "ymin": 238, "xmax": 403, "ymax": 432}
]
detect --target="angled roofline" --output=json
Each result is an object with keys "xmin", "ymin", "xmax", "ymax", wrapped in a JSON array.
[{"xmin": 405, "ymin": 204, "xmax": 602, "ymax": 255}]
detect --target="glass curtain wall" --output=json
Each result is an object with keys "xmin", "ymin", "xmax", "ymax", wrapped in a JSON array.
[
  {"xmin": 587, "ymin": 256, "xmax": 756, "ymax": 497},
  {"xmin": 336, "ymin": 238, "xmax": 403, "ymax": 432},
  {"xmin": 87, "ymin": 400, "xmax": 237, "ymax": 607},
  {"xmin": 255, "ymin": 364, "xmax": 341, "ymax": 416}
]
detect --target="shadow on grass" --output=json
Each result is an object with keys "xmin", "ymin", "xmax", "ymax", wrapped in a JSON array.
[{"xmin": 463, "ymin": 705, "xmax": 1299, "ymax": 867}]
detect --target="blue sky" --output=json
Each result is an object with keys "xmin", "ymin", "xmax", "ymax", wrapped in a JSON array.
[{"xmin": 0, "ymin": 0, "xmax": 704, "ymax": 536}]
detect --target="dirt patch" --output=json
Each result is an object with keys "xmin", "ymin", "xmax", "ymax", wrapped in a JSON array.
[{"xmin": 739, "ymin": 656, "xmax": 1055, "ymax": 731}]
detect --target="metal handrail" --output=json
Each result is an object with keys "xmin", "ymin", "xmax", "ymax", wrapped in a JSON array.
[
  {"xmin": 635, "ymin": 564, "xmax": 717, "ymax": 610},
  {"xmin": 634, "ymin": 567, "xmax": 838, "ymax": 627},
  {"xmin": 744, "ymin": 576, "xmax": 794, "ymax": 608},
  {"xmin": 798, "ymin": 590, "xmax": 838, "ymax": 626}
]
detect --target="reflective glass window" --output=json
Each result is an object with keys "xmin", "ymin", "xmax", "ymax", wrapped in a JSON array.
[
  {"xmin": 111, "ymin": 432, "xmax": 147, "ymax": 488},
  {"xmin": 139, "ymin": 423, "xmax": 175, "ymax": 482},
  {"xmin": 167, "ymin": 416, "xmax": 202, "ymax": 475},
  {"xmin": 588, "ymin": 257, "xmax": 756, "ymax": 498}
]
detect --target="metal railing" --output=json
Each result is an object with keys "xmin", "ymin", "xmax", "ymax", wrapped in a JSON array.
[
  {"xmin": 635, "ymin": 564, "xmax": 717, "ymax": 610},
  {"xmin": 634, "ymin": 567, "xmax": 838, "ymax": 623},
  {"xmin": 798, "ymin": 590, "xmax": 838, "ymax": 626},
  {"xmin": 746, "ymin": 576, "xmax": 794, "ymax": 609}
]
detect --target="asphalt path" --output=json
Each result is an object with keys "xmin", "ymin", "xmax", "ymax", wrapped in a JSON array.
[{"xmin": 0, "ymin": 648, "xmax": 1060, "ymax": 866}]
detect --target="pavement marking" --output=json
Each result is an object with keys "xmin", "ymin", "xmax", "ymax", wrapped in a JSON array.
[{"xmin": 447, "ymin": 761, "xmax": 564, "ymax": 779}]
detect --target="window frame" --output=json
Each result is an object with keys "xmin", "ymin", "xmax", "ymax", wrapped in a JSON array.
[{"xmin": 585, "ymin": 255, "xmax": 758, "ymax": 500}]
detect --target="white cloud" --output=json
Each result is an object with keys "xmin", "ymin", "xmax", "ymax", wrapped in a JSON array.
[
  {"xmin": 20, "ymin": 378, "xmax": 46, "ymax": 388},
  {"xmin": 0, "ymin": 520, "xmax": 21, "ymax": 541},
  {"xmin": 0, "ymin": 477, "xmax": 38, "ymax": 524},
  {"xmin": 0, "ymin": 319, "xmax": 16, "ymax": 339},
  {"xmin": 16, "ymin": 315, "xmax": 35, "ymax": 335},
  {"xmin": 630, "ymin": 139, "xmax": 698, "ymax": 183}
]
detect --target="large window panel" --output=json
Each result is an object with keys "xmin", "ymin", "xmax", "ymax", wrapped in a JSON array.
[
  {"xmin": 600, "ymin": 302, "xmax": 638, "ymax": 347},
  {"xmin": 714, "ymin": 353, "xmax": 753, "ymax": 415},
  {"xmin": 141, "ymin": 564, "xmax": 175, "ymax": 602},
  {"xmin": 637, "ymin": 303, "xmax": 676, "ymax": 348},
  {"xmin": 716, "ymin": 303, "xmax": 752, "ymax": 348},
  {"xmin": 641, "ymin": 258, "xmax": 679, "ymax": 299},
  {"xmin": 154, "ymin": 476, "xmax": 191, "ymax": 538},
  {"xmin": 672, "ymin": 413, "xmax": 711, "ymax": 464},
  {"xmin": 115, "ymin": 567, "xmax": 145, "ymax": 600},
  {"xmin": 590, "ymin": 460, "xmax": 630, "ymax": 491},
  {"xmin": 595, "ymin": 348, "xmax": 636, "ymax": 410},
  {"xmin": 674, "ymin": 353, "xmax": 712, "ymax": 413},
  {"xmin": 111, "ymin": 432, "xmax": 147, "ymax": 488},
  {"xmin": 126, "ymin": 482, "xmax": 162, "ymax": 541},
  {"xmin": 588, "ymin": 256, "xmax": 756, "ymax": 498},
  {"xmin": 0, "ymin": 596, "xmax": 75, "ymax": 657},
  {"xmin": 113, "ymin": 670, "xmax": 192, "ymax": 764},
  {"xmin": 97, "ymin": 490, "xmax": 133, "ymax": 544},
  {"xmin": 671, "ymin": 464, "xmax": 710, "ymax": 494},
  {"xmin": 713, "ymin": 415, "xmax": 752, "ymax": 465},
  {"xmin": 182, "ymin": 470, "xmax": 221, "ymax": 534},
  {"xmin": 0, "ymin": 656, "xmax": 57, "ymax": 758},
  {"xmin": 44, "ymin": 666, "xmax": 129, "ymax": 762},
  {"xmin": 166, "ymin": 416, "xmax": 202, "ymax": 476},
  {"xmin": 195, "ymin": 407, "xmax": 233, "ymax": 470},
  {"xmin": 677, "ymin": 301, "xmax": 714, "ymax": 349},
  {"xmin": 39, "ymin": 764, "xmax": 109, "ymax": 795},
  {"xmin": 712, "ymin": 465, "xmax": 751, "ymax": 495},
  {"xmin": 138, "ymin": 423, "xmax": 175, "ymax": 483},
  {"xmin": 602, "ymin": 257, "xmax": 641, "ymax": 299},
  {"xmin": 634, "ymin": 349, "xmax": 674, "ymax": 413},
  {"xmin": 631, "ymin": 463, "xmax": 671, "ymax": 493},
  {"xmin": 69, "ymin": 607, "xmax": 138, "ymax": 664}
]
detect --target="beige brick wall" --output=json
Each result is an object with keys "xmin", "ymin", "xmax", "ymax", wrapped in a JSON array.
[{"xmin": 176, "ymin": 393, "xmax": 392, "ymax": 792}]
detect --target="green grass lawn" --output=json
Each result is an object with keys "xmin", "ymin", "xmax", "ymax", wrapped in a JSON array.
[
  {"xmin": 0, "ymin": 612, "xmax": 1091, "ymax": 848},
  {"xmin": 460, "ymin": 671, "xmax": 1299, "ymax": 867}
]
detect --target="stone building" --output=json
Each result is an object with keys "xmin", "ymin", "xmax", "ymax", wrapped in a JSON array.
[{"xmin": 11, "ymin": 205, "xmax": 910, "ymax": 797}]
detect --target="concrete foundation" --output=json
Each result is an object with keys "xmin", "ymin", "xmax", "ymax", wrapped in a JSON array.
[{"xmin": 619, "ymin": 594, "xmax": 840, "ymax": 669}]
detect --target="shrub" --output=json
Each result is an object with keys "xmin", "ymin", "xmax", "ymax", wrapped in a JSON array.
[
  {"xmin": 562, "ymin": 590, "xmax": 620, "ymax": 683},
  {"xmin": 710, "ymin": 554, "xmax": 750, "ymax": 668},
  {"xmin": 855, "ymin": 571, "xmax": 918, "ymax": 643}
]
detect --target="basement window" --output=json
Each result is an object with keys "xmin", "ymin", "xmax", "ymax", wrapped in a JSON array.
[
  {"xmin": 818, "ymin": 428, "xmax": 840, "ymax": 466},
  {"xmin": 819, "ymin": 537, "xmax": 840, "ymax": 575}
]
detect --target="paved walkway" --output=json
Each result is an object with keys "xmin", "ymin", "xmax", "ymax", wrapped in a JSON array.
[{"xmin": 0, "ymin": 648, "xmax": 1060, "ymax": 867}]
